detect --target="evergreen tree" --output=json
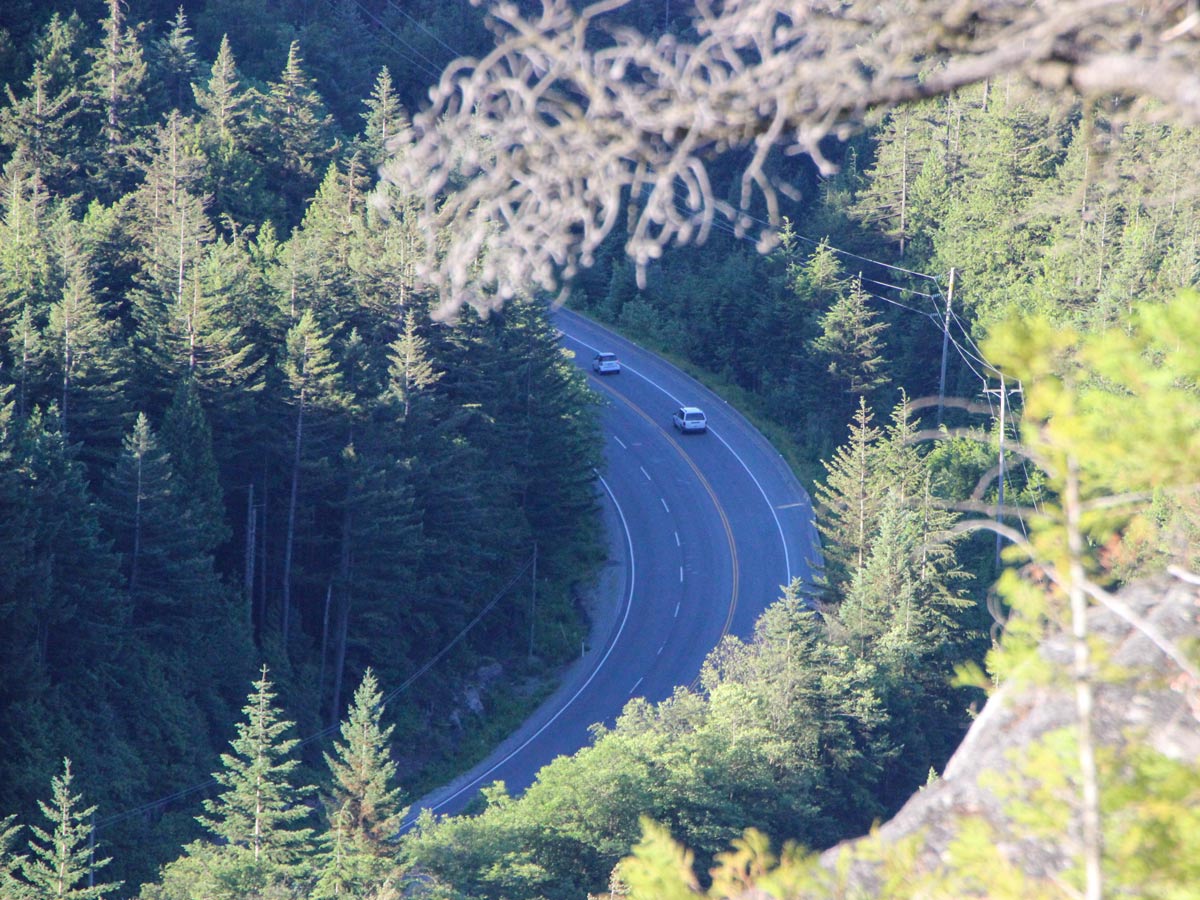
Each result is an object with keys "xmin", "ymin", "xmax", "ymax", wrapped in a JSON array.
[
  {"xmin": 0, "ymin": 61, "xmax": 83, "ymax": 195},
  {"xmin": 358, "ymin": 66, "xmax": 408, "ymax": 167},
  {"xmin": 316, "ymin": 669, "xmax": 406, "ymax": 898},
  {"xmin": 0, "ymin": 13, "xmax": 88, "ymax": 196},
  {"xmin": 385, "ymin": 308, "xmax": 440, "ymax": 424},
  {"xmin": 149, "ymin": 7, "xmax": 199, "ymax": 116},
  {"xmin": 812, "ymin": 275, "xmax": 890, "ymax": 397},
  {"xmin": 197, "ymin": 667, "xmax": 315, "ymax": 873},
  {"xmin": 1, "ymin": 407, "xmax": 125, "ymax": 688},
  {"xmin": 21, "ymin": 760, "xmax": 120, "ymax": 900},
  {"xmin": 101, "ymin": 412, "xmax": 222, "ymax": 639},
  {"xmin": 160, "ymin": 378, "xmax": 229, "ymax": 553},
  {"xmin": 85, "ymin": 0, "xmax": 149, "ymax": 197},
  {"xmin": 260, "ymin": 41, "xmax": 336, "ymax": 228},
  {"xmin": 280, "ymin": 309, "xmax": 349, "ymax": 645},
  {"xmin": 191, "ymin": 35, "xmax": 262, "ymax": 232},
  {"xmin": 814, "ymin": 397, "xmax": 883, "ymax": 590},
  {"xmin": 45, "ymin": 223, "xmax": 124, "ymax": 444},
  {"xmin": 0, "ymin": 813, "xmax": 27, "ymax": 900},
  {"xmin": 192, "ymin": 35, "xmax": 245, "ymax": 145}
]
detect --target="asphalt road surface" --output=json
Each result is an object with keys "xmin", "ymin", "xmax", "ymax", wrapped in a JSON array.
[{"xmin": 405, "ymin": 309, "xmax": 822, "ymax": 822}]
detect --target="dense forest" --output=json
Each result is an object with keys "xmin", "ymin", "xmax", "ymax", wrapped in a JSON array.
[
  {"xmin": 1, "ymin": 2, "xmax": 1198, "ymax": 900},
  {"xmin": 0, "ymin": 0, "xmax": 604, "ymax": 890}
]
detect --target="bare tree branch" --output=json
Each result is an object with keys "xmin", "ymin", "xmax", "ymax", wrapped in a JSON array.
[{"xmin": 380, "ymin": 0, "xmax": 1200, "ymax": 314}]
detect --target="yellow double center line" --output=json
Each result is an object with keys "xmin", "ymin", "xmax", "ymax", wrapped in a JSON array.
[{"xmin": 591, "ymin": 378, "xmax": 740, "ymax": 642}]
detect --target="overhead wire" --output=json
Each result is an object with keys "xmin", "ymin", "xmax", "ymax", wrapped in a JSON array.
[
  {"xmin": 332, "ymin": 0, "xmax": 448, "ymax": 84},
  {"xmin": 385, "ymin": 0, "xmax": 464, "ymax": 61}
]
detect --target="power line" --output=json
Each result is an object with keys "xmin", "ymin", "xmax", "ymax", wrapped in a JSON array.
[
  {"xmin": 332, "ymin": 0, "xmax": 447, "ymax": 84},
  {"xmin": 385, "ymin": 0, "xmax": 463, "ymax": 62}
]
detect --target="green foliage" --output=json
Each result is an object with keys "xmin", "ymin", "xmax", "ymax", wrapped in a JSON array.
[
  {"xmin": 316, "ymin": 668, "xmax": 407, "ymax": 899},
  {"xmin": 196, "ymin": 667, "xmax": 315, "ymax": 875},
  {"xmin": 22, "ymin": 760, "xmax": 121, "ymax": 900}
]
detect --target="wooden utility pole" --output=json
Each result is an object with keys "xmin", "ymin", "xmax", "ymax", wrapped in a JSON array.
[
  {"xmin": 528, "ymin": 542, "xmax": 538, "ymax": 659},
  {"xmin": 937, "ymin": 267, "xmax": 956, "ymax": 427},
  {"xmin": 996, "ymin": 375, "xmax": 1006, "ymax": 567}
]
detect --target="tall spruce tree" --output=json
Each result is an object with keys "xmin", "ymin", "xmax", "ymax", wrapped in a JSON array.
[
  {"xmin": 21, "ymin": 760, "xmax": 120, "ymax": 900},
  {"xmin": 85, "ymin": 0, "xmax": 148, "ymax": 197},
  {"xmin": 101, "ymin": 412, "xmax": 223, "ymax": 643},
  {"xmin": 160, "ymin": 379, "xmax": 229, "ymax": 553},
  {"xmin": 358, "ymin": 66, "xmax": 408, "ymax": 168},
  {"xmin": 261, "ymin": 41, "xmax": 336, "ymax": 228},
  {"xmin": 197, "ymin": 667, "xmax": 315, "ymax": 872},
  {"xmin": 149, "ymin": 7, "xmax": 199, "ymax": 116},
  {"xmin": 316, "ymin": 669, "xmax": 406, "ymax": 898},
  {"xmin": 280, "ymin": 309, "xmax": 349, "ymax": 646},
  {"xmin": 814, "ymin": 397, "xmax": 884, "ymax": 590},
  {"xmin": 812, "ymin": 275, "xmax": 890, "ymax": 397}
]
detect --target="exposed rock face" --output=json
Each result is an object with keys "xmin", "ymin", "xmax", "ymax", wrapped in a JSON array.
[{"xmin": 821, "ymin": 575, "xmax": 1200, "ymax": 888}]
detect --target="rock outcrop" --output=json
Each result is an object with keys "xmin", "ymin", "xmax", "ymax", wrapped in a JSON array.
[{"xmin": 821, "ymin": 575, "xmax": 1200, "ymax": 889}]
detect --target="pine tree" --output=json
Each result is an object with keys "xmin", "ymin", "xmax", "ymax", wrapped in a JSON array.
[
  {"xmin": 261, "ymin": 41, "xmax": 337, "ymax": 227},
  {"xmin": 0, "ymin": 13, "xmax": 88, "ymax": 196},
  {"xmin": 814, "ymin": 397, "xmax": 884, "ymax": 590},
  {"xmin": 812, "ymin": 275, "xmax": 890, "ymax": 396},
  {"xmin": 150, "ymin": 7, "xmax": 199, "ymax": 115},
  {"xmin": 316, "ymin": 669, "xmax": 406, "ymax": 897},
  {"xmin": 280, "ymin": 309, "xmax": 350, "ymax": 645},
  {"xmin": 85, "ymin": 0, "xmax": 148, "ymax": 197},
  {"xmin": 192, "ymin": 35, "xmax": 246, "ymax": 145},
  {"xmin": 0, "ymin": 813, "xmax": 28, "ymax": 900},
  {"xmin": 45, "ymin": 223, "xmax": 124, "ymax": 443},
  {"xmin": 385, "ymin": 309, "xmax": 441, "ymax": 423},
  {"xmin": 192, "ymin": 35, "xmax": 262, "ymax": 231},
  {"xmin": 21, "ymin": 760, "xmax": 120, "ymax": 900},
  {"xmin": 0, "ymin": 61, "xmax": 84, "ymax": 195},
  {"xmin": 359, "ymin": 66, "xmax": 409, "ymax": 167},
  {"xmin": 198, "ymin": 667, "xmax": 315, "ymax": 873}
]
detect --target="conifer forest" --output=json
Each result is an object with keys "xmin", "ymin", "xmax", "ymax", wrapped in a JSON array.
[{"xmin": 0, "ymin": 2, "xmax": 1197, "ymax": 899}]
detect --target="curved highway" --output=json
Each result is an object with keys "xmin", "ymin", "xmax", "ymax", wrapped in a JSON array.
[{"xmin": 406, "ymin": 309, "xmax": 821, "ymax": 821}]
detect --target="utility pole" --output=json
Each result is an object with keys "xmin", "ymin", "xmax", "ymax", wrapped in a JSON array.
[
  {"xmin": 528, "ymin": 542, "xmax": 538, "ymax": 659},
  {"xmin": 936, "ymin": 267, "xmax": 956, "ymax": 427},
  {"xmin": 996, "ymin": 374, "xmax": 1006, "ymax": 567}
]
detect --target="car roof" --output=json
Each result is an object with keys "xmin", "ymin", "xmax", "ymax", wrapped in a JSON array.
[{"xmin": 680, "ymin": 406, "xmax": 704, "ymax": 414}]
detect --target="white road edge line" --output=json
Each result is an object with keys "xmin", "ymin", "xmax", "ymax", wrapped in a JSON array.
[
  {"xmin": 424, "ymin": 472, "xmax": 637, "ymax": 815},
  {"xmin": 563, "ymin": 324, "xmax": 793, "ymax": 582}
]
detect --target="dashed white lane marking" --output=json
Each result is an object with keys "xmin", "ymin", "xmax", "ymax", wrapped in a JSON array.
[
  {"xmin": 661, "ymin": 497, "xmax": 670, "ymax": 513},
  {"xmin": 614, "ymin": 435, "xmax": 627, "ymax": 450},
  {"xmin": 629, "ymin": 676, "xmax": 644, "ymax": 695},
  {"xmin": 674, "ymin": 602, "xmax": 680, "ymax": 617},
  {"xmin": 657, "ymin": 644, "xmax": 664, "ymax": 655},
  {"xmin": 640, "ymin": 466, "xmax": 651, "ymax": 481},
  {"xmin": 674, "ymin": 532, "xmax": 680, "ymax": 547},
  {"xmin": 679, "ymin": 566, "xmax": 684, "ymax": 582}
]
